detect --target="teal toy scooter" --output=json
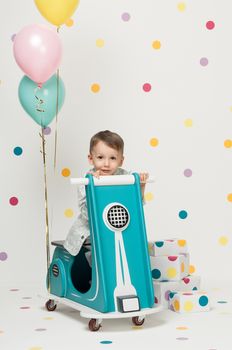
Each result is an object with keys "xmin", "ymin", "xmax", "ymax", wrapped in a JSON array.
[{"xmin": 45, "ymin": 174, "xmax": 162, "ymax": 331}]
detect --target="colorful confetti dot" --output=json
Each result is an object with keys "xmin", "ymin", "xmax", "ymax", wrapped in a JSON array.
[
  {"xmin": 64, "ymin": 209, "xmax": 74, "ymax": 218},
  {"xmin": 100, "ymin": 340, "xmax": 113, "ymax": 344},
  {"xmin": 179, "ymin": 210, "xmax": 188, "ymax": 219},
  {"xmin": 10, "ymin": 288, "xmax": 19, "ymax": 292},
  {"xmin": 43, "ymin": 127, "xmax": 51, "ymax": 135},
  {"xmin": 9, "ymin": 197, "xmax": 19, "ymax": 206},
  {"xmin": 143, "ymin": 83, "xmax": 152, "ymax": 92},
  {"xmin": 65, "ymin": 18, "xmax": 74, "ymax": 27},
  {"xmin": 227, "ymin": 193, "xmax": 232, "ymax": 202},
  {"xmin": 11, "ymin": 33, "xmax": 16, "ymax": 41},
  {"xmin": 183, "ymin": 169, "xmax": 192, "ymax": 177},
  {"xmin": 217, "ymin": 300, "xmax": 227, "ymax": 304},
  {"xmin": 121, "ymin": 12, "xmax": 131, "ymax": 22},
  {"xmin": 176, "ymin": 326, "xmax": 188, "ymax": 330},
  {"xmin": 13, "ymin": 146, "xmax": 23, "ymax": 156},
  {"xmin": 177, "ymin": 2, "xmax": 186, "ymax": 12},
  {"xmin": 96, "ymin": 39, "xmax": 105, "ymax": 48},
  {"xmin": 218, "ymin": 236, "xmax": 229, "ymax": 246},
  {"xmin": 20, "ymin": 306, "xmax": 30, "ymax": 309},
  {"xmin": 152, "ymin": 40, "xmax": 161, "ymax": 50},
  {"xmin": 189, "ymin": 265, "xmax": 196, "ymax": 274},
  {"xmin": 150, "ymin": 138, "xmax": 159, "ymax": 147},
  {"xmin": 144, "ymin": 192, "xmax": 154, "ymax": 201},
  {"xmin": 200, "ymin": 57, "xmax": 209, "ymax": 66},
  {"xmin": 35, "ymin": 328, "xmax": 47, "ymax": 332},
  {"xmin": 184, "ymin": 118, "xmax": 193, "ymax": 127},
  {"xmin": 91, "ymin": 83, "xmax": 100, "ymax": 93},
  {"xmin": 224, "ymin": 139, "xmax": 232, "ymax": 148},
  {"xmin": 206, "ymin": 21, "xmax": 215, "ymax": 30},
  {"xmin": 0, "ymin": 252, "xmax": 8, "ymax": 261},
  {"xmin": 61, "ymin": 168, "xmax": 71, "ymax": 177}
]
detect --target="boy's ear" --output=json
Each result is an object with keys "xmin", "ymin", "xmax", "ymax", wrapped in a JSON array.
[
  {"xmin": 88, "ymin": 154, "xmax": 93, "ymax": 165},
  {"xmin": 120, "ymin": 156, "xmax": 124, "ymax": 166}
]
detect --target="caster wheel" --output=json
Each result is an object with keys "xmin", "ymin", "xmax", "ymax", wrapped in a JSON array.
[
  {"xmin": 45, "ymin": 299, "xmax": 57, "ymax": 311},
  {"xmin": 88, "ymin": 318, "xmax": 101, "ymax": 332},
  {"xmin": 132, "ymin": 316, "xmax": 145, "ymax": 326}
]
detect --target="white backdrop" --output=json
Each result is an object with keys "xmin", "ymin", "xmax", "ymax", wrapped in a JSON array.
[{"xmin": 1, "ymin": 0, "xmax": 232, "ymax": 286}]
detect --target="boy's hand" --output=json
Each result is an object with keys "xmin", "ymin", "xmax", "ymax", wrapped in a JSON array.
[
  {"xmin": 139, "ymin": 172, "xmax": 149, "ymax": 184},
  {"xmin": 87, "ymin": 170, "xmax": 101, "ymax": 178}
]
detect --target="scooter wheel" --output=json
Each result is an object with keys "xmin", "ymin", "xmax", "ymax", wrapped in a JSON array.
[
  {"xmin": 88, "ymin": 318, "xmax": 101, "ymax": 332},
  {"xmin": 45, "ymin": 299, "xmax": 57, "ymax": 311},
  {"xmin": 132, "ymin": 316, "xmax": 145, "ymax": 326}
]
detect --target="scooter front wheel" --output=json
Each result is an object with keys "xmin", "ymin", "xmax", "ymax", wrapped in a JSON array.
[
  {"xmin": 132, "ymin": 316, "xmax": 145, "ymax": 326},
  {"xmin": 45, "ymin": 299, "xmax": 57, "ymax": 311},
  {"xmin": 88, "ymin": 318, "xmax": 102, "ymax": 332}
]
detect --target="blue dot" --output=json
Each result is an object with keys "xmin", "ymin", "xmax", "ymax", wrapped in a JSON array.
[
  {"xmin": 13, "ymin": 146, "xmax": 23, "ymax": 156},
  {"xmin": 179, "ymin": 210, "xmax": 188, "ymax": 219},
  {"xmin": 155, "ymin": 241, "xmax": 164, "ymax": 248},
  {"xmin": 199, "ymin": 295, "xmax": 208, "ymax": 306},
  {"xmin": 100, "ymin": 340, "xmax": 113, "ymax": 344},
  {"xmin": 152, "ymin": 269, "xmax": 161, "ymax": 279}
]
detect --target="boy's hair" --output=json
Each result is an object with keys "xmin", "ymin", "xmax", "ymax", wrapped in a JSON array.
[{"xmin": 89, "ymin": 130, "xmax": 124, "ymax": 154}]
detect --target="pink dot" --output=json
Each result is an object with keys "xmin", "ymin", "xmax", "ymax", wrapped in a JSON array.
[
  {"xmin": 184, "ymin": 169, "xmax": 192, "ymax": 177},
  {"xmin": 0, "ymin": 252, "xmax": 8, "ymax": 261},
  {"xmin": 9, "ymin": 197, "xmax": 18, "ymax": 206},
  {"xmin": 206, "ymin": 21, "xmax": 215, "ymax": 30},
  {"xmin": 143, "ymin": 83, "xmax": 152, "ymax": 92},
  {"xmin": 200, "ymin": 57, "xmax": 209, "ymax": 66},
  {"xmin": 121, "ymin": 12, "xmax": 131, "ymax": 21}
]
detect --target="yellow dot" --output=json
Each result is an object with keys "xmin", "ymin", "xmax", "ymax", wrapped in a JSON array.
[
  {"xmin": 152, "ymin": 40, "xmax": 161, "ymax": 50},
  {"xmin": 43, "ymin": 316, "xmax": 53, "ymax": 320},
  {"xmin": 176, "ymin": 326, "xmax": 188, "ymax": 330},
  {"xmin": 224, "ymin": 139, "xmax": 232, "ymax": 148},
  {"xmin": 167, "ymin": 267, "xmax": 177, "ymax": 278},
  {"xmin": 181, "ymin": 262, "xmax": 185, "ymax": 273},
  {"xmin": 173, "ymin": 300, "xmax": 180, "ymax": 311},
  {"xmin": 227, "ymin": 193, "xmax": 232, "ymax": 202},
  {"xmin": 65, "ymin": 18, "xmax": 74, "ymax": 27},
  {"xmin": 64, "ymin": 209, "xmax": 74, "ymax": 218},
  {"xmin": 184, "ymin": 301, "xmax": 194, "ymax": 312},
  {"xmin": 91, "ymin": 83, "xmax": 100, "ymax": 93},
  {"xmin": 177, "ymin": 2, "xmax": 186, "ymax": 12},
  {"xmin": 184, "ymin": 118, "xmax": 193, "ymax": 127},
  {"xmin": 189, "ymin": 265, "xmax": 196, "ymax": 274},
  {"xmin": 144, "ymin": 192, "xmax": 154, "ymax": 201},
  {"xmin": 150, "ymin": 138, "xmax": 159, "ymax": 147},
  {"xmin": 178, "ymin": 239, "xmax": 186, "ymax": 247},
  {"xmin": 229, "ymin": 106, "xmax": 232, "ymax": 112},
  {"xmin": 96, "ymin": 38, "xmax": 105, "ymax": 48},
  {"xmin": 218, "ymin": 236, "xmax": 229, "ymax": 246}
]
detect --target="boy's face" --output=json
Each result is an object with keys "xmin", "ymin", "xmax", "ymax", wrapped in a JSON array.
[{"xmin": 88, "ymin": 141, "xmax": 124, "ymax": 175}]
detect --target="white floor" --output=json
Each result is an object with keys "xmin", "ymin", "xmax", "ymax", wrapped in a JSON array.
[{"xmin": 1, "ymin": 282, "xmax": 232, "ymax": 350}]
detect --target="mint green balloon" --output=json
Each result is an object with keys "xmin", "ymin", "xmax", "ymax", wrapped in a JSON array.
[{"xmin": 18, "ymin": 74, "xmax": 65, "ymax": 127}]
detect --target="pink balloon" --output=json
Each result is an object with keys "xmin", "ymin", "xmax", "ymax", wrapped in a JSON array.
[{"xmin": 13, "ymin": 24, "xmax": 62, "ymax": 86}]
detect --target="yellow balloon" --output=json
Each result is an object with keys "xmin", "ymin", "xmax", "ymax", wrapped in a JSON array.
[{"xmin": 35, "ymin": 0, "xmax": 80, "ymax": 26}]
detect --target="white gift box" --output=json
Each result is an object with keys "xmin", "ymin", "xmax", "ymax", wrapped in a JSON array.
[
  {"xmin": 169, "ymin": 290, "xmax": 210, "ymax": 313},
  {"xmin": 150, "ymin": 253, "xmax": 189, "ymax": 281},
  {"xmin": 148, "ymin": 238, "xmax": 188, "ymax": 257},
  {"xmin": 153, "ymin": 275, "xmax": 201, "ymax": 308}
]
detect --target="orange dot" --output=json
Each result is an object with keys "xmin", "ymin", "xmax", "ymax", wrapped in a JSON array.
[
  {"xmin": 62, "ymin": 168, "xmax": 71, "ymax": 177},
  {"xmin": 173, "ymin": 300, "xmax": 180, "ymax": 311},
  {"xmin": 224, "ymin": 140, "xmax": 232, "ymax": 148},
  {"xmin": 189, "ymin": 265, "xmax": 195, "ymax": 274},
  {"xmin": 152, "ymin": 40, "xmax": 161, "ymax": 49},
  {"xmin": 227, "ymin": 193, "xmax": 232, "ymax": 202},
  {"xmin": 178, "ymin": 239, "xmax": 186, "ymax": 247},
  {"xmin": 176, "ymin": 326, "xmax": 188, "ymax": 330},
  {"xmin": 150, "ymin": 138, "xmax": 159, "ymax": 147},
  {"xmin": 91, "ymin": 83, "xmax": 100, "ymax": 93},
  {"xmin": 65, "ymin": 18, "xmax": 74, "ymax": 27},
  {"xmin": 181, "ymin": 262, "xmax": 185, "ymax": 272}
]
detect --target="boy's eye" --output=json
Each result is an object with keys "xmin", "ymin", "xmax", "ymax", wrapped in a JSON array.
[
  {"xmin": 111, "ymin": 157, "xmax": 116, "ymax": 160},
  {"xmin": 97, "ymin": 156, "xmax": 103, "ymax": 160}
]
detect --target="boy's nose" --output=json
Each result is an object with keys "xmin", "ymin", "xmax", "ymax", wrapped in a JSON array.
[{"xmin": 104, "ymin": 158, "xmax": 109, "ymax": 166}]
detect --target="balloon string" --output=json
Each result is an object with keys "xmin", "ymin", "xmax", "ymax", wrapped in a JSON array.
[
  {"xmin": 34, "ymin": 86, "xmax": 45, "ymax": 128},
  {"xmin": 54, "ymin": 25, "xmax": 60, "ymax": 170},
  {"xmin": 40, "ymin": 128, "xmax": 51, "ymax": 292}
]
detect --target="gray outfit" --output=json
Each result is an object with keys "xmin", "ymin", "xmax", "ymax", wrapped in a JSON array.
[{"xmin": 64, "ymin": 168, "xmax": 130, "ymax": 257}]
